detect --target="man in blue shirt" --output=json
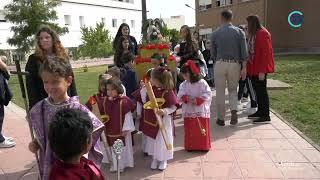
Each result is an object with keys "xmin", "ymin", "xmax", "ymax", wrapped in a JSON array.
[{"xmin": 210, "ymin": 9, "xmax": 248, "ymax": 126}]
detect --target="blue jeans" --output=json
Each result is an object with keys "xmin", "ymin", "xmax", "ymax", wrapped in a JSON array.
[{"xmin": 0, "ymin": 105, "xmax": 5, "ymax": 142}]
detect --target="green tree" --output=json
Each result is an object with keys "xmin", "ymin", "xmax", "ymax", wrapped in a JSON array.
[
  {"xmin": 4, "ymin": 0, "xmax": 68, "ymax": 54},
  {"xmin": 78, "ymin": 22, "xmax": 113, "ymax": 59},
  {"xmin": 161, "ymin": 26, "xmax": 180, "ymax": 43}
]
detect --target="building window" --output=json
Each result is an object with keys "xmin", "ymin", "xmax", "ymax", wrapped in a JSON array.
[
  {"xmin": 216, "ymin": 0, "xmax": 232, "ymax": 7},
  {"xmin": 101, "ymin": 17, "xmax": 106, "ymax": 25},
  {"xmin": 0, "ymin": 10, "xmax": 6, "ymax": 22},
  {"xmin": 115, "ymin": 0, "xmax": 134, "ymax": 3},
  {"xmin": 199, "ymin": 0, "xmax": 212, "ymax": 11},
  {"xmin": 112, "ymin": 19, "xmax": 117, "ymax": 28},
  {"xmin": 64, "ymin": 15, "xmax": 72, "ymax": 26},
  {"xmin": 79, "ymin": 16, "xmax": 85, "ymax": 27},
  {"xmin": 131, "ymin": 20, "xmax": 135, "ymax": 28}
]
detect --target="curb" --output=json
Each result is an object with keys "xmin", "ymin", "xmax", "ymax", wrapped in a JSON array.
[{"xmin": 270, "ymin": 108, "xmax": 320, "ymax": 152}]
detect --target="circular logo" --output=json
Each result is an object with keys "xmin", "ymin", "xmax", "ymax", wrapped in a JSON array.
[{"xmin": 288, "ymin": 10, "xmax": 304, "ymax": 28}]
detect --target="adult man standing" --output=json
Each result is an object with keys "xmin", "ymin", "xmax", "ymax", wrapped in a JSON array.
[{"xmin": 211, "ymin": 9, "xmax": 248, "ymax": 126}]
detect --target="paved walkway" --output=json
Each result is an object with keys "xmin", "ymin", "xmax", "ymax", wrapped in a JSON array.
[
  {"xmin": 1, "ymin": 91, "xmax": 320, "ymax": 180},
  {"xmin": 8, "ymin": 57, "xmax": 113, "ymax": 72}
]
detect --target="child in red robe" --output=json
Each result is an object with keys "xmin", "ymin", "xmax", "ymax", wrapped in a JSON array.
[
  {"xmin": 103, "ymin": 78, "xmax": 136, "ymax": 172},
  {"xmin": 177, "ymin": 60, "xmax": 212, "ymax": 151},
  {"xmin": 48, "ymin": 109, "xmax": 105, "ymax": 180},
  {"xmin": 133, "ymin": 67, "xmax": 179, "ymax": 170},
  {"xmin": 86, "ymin": 74, "xmax": 112, "ymax": 164}
]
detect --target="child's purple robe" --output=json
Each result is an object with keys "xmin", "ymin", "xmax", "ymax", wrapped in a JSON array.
[{"xmin": 29, "ymin": 96, "xmax": 104, "ymax": 180}]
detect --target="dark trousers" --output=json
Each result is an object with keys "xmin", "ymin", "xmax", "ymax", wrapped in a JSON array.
[
  {"xmin": 252, "ymin": 75, "xmax": 270, "ymax": 117},
  {"xmin": 238, "ymin": 77, "xmax": 257, "ymax": 108},
  {"xmin": 0, "ymin": 105, "xmax": 5, "ymax": 142}
]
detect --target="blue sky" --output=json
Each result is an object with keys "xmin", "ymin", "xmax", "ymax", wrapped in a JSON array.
[{"xmin": 147, "ymin": 0, "xmax": 196, "ymax": 26}]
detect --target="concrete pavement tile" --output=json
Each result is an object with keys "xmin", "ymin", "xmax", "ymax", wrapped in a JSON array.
[
  {"xmin": 288, "ymin": 138, "xmax": 315, "ymax": 150},
  {"xmin": 204, "ymin": 150, "xmax": 236, "ymax": 162},
  {"xmin": 203, "ymin": 178, "xmax": 244, "ymax": 180},
  {"xmin": 270, "ymin": 120, "xmax": 291, "ymax": 130},
  {"xmin": 276, "ymin": 163, "xmax": 320, "ymax": 179},
  {"xmin": 164, "ymin": 162, "xmax": 201, "ymax": 178},
  {"xmin": 0, "ymin": 146, "xmax": 36, "ymax": 173},
  {"xmin": 279, "ymin": 130, "xmax": 302, "ymax": 139},
  {"xmin": 165, "ymin": 178, "xmax": 203, "ymax": 180},
  {"xmin": 300, "ymin": 150, "xmax": 320, "ymax": 163},
  {"xmin": 249, "ymin": 124, "xmax": 276, "ymax": 130},
  {"xmin": 20, "ymin": 172, "xmax": 39, "ymax": 180},
  {"xmin": 171, "ymin": 149, "xmax": 205, "ymax": 163},
  {"xmin": 0, "ymin": 168, "xmax": 5, "ymax": 180},
  {"xmin": 259, "ymin": 139, "xmax": 295, "ymax": 150},
  {"xmin": 202, "ymin": 162, "xmax": 243, "ymax": 179},
  {"xmin": 233, "ymin": 149, "xmax": 273, "ymax": 163},
  {"xmin": 314, "ymin": 163, "xmax": 320, "ymax": 170},
  {"xmin": 238, "ymin": 163, "xmax": 284, "ymax": 179},
  {"xmin": 103, "ymin": 157, "xmax": 164, "ymax": 180},
  {"xmin": 229, "ymin": 139, "xmax": 261, "ymax": 149},
  {"xmin": 226, "ymin": 130, "xmax": 253, "ymax": 139},
  {"xmin": 266, "ymin": 150, "xmax": 308, "ymax": 163},
  {"xmin": 105, "ymin": 167, "xmax": 164, "ymax": 180},
  {"xmin": 211, "ymin": 139, "xmax": 231, "ymax": 150},
  {"xmin": 245, "ymin": 179, "xmax": 284, "ymax": 180},
  {"xmin": 251, "ymin": 130, "xmax": 284, "ymax": 139}
]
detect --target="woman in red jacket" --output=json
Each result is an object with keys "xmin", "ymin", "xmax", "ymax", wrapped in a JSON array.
[{"xmin": 246, "ymin": 15, "xmax": 275, "ymax": 123}]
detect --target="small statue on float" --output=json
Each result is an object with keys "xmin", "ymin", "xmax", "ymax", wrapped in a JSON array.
[{"xmin": 134, "ymin": 18, "xmax": 177, "ymax": 81}]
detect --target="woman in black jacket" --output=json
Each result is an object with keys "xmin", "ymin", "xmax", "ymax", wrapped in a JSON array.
[
  {"xmin": 25, "ymin": 25, "xmax": 77, "ymax": 109},
  {"xmin": 113, "ymin": 23, "xmax": 138, "ymax": 56}
]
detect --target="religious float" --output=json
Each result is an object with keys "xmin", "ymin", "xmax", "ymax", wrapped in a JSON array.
[{"xmin": 134, "ymin": 18, "xmax": 177, "ymax": 81}]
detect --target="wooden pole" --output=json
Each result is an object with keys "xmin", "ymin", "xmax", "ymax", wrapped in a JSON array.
[
  {"xmin": 144, "ymin": 81, "xmax": 172, "ymax": 150},
  {"xmin": 13, "ymin": 54, "xmax": 41, "ymax": 179}
]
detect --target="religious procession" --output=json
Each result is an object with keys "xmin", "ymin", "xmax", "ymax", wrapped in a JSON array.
[{"xmin": 0, "ymin": 2, "xmax": 279, "ymax": 178}]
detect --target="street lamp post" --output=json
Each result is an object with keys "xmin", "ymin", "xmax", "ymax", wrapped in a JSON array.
[
  {"xmin": 185, "ymin": 4, "xmax": 195, "ymax": 10},
  {"xmin": 185, "ymin": 3, "xmax": 197, "ymax": 29},
  {"xmin": 142, "ymin": 0, "xmax": 147, "ymax": 41}
]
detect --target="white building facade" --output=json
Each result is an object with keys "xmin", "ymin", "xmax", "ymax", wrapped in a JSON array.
[
  {"xmin": 0, "ymin": 0, "xmax": 142, "ymax": 49},
  {"xmin": 162, "ymin": 15, "xmax": 185, "ymax": 31}
]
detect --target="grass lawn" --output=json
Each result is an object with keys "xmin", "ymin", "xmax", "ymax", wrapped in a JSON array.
[
  {"xmin": 8, "ymin": 65, "xmax": 107, "ymax": 107},
  {"xmin": 269, "ymin": 55, "xmax": 320, "ymax": 145},
  {"xmin": 8, "ymin": 55, "xmax": 320, "ymax": 145}
]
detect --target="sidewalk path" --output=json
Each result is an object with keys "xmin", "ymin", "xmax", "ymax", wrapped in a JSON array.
[
  {"xmin": 8, "ymin": 57, "xmax": 114, "ymax": 72},
  {"xmin": 1, "ymin": 90, "xmax": 320, "ymax": 180}
]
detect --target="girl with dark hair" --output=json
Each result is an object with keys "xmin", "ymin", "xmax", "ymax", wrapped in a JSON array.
[
  {"xmin": 176, "ymin": 25, "xmax": 200, "ymax": 91},
  {"xmin": 113, "ymin": 23, "xmax": 138, "ymax": 55},
  {"xmin": 132, "ymin": 67, "xmax": 179, "ymax": 170},
  {"xmin": 193, "ymin": 31, "xmax": 205, "ymax": 52},
  {"xmin": 25, "ymin": 25, "xmax": 77, "ymax": 109},
  {"xmin": 176, "ymin": 25, "xmax": 199, "ymax": 67},
  {"xmin": 102, "ymin": 77, "xmax": 136, "ymax": 172},
  {"xmin": 177, "ymin": 60, "xmax": 212, "ymax": 151},
  {"xmin": 114, "ymin": 35, "xmax": 130, "ymax": 67},
  {"xmin": 246, "ymin": 15, "xmax": 275, "ymax": 123}
]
